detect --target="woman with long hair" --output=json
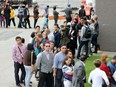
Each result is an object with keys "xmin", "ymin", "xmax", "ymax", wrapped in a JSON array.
[{"xmin": 100, "ymin": 54, "xmax": 112, "ymax": 86}]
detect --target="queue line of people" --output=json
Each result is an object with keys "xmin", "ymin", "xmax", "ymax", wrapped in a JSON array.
[{"xmin": 11, "ymin": 2, "xmax": 116, "ymax": 87}]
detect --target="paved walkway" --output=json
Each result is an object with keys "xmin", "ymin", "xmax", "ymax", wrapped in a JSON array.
[
  {"xmin": 0, "ymin": 0, "xmax": 115, "ymax": 87},
  {"xmin": 0, "ymin": 17, "xmax": 64, "ymax": 87}
]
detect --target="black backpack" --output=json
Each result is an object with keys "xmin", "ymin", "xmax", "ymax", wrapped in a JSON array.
[{"xmin": 83, "ymin": 26, "xmax": 91, "ymax": 38}]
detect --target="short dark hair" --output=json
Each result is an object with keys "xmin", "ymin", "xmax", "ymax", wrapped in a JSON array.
[
  {"xmin": 15, "ymin": 36, "xmax": 21, "ymax": 40},
  {"xmin": 54, "ymin": 24, "xmax": 59, "ymax": 28},
  {"xmin": 61, "ymin": 44, "xmax": 67, "ymax": 47},
  {"xmin": 113, "ymin": 55, "xmax": 116, "ymax": 60},
  {"xmin": 81, "ymin": 5, "xmax": 84, "ymax": 9},
  {"xmin": 60, "ymin": 25, "xmax": 64, "ymax": 28},
  {"xmin": 27, "ymin": 43, "xmax": 34, "ymax": 51},
  {"xmin": 91, "ymin": 10, "xmax": 94, "ymax": 12},
  {"xmin": 66, "ymin": 50, "xmax": 72, "ymax": 55},
  {"xmin": 43, "ymin": 42, "xmax": 50, "ymax": 47},
  {"xmin": 79, "ymin": 54, "xmax": 88, "ymax": 61},
  {"xmin": 49, "ymin": 41, "xmax": 54, "ymax": 44},
  {"xmin": 53, "ymin": 6, "xmax": 56, "ymax": 10},
  {"xmin": 47, "ymin": 5, "xmax": 49, "ymax": 8},
  {"xmin": 31, "ymin": 32, "xmax": 35, "ymax": 38},
  {"xmin": 84, "ymin": 20, "xmax": 88, "ymax": 25},
  {"xmin": 21, "ymin": 38, "xmax": 25, "ymax": 43},
  {"xmin": 94, "ymin": 59, "xmax": 101, "ymax": 68},
  {"xmin": 35, "ymin": 25, "xmax": 40, "ymax": 29}
]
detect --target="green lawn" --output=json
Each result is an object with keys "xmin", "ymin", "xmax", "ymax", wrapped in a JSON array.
[{"xmin": 84, "ymin": 55, "xmax": 111, "ymax": 87}]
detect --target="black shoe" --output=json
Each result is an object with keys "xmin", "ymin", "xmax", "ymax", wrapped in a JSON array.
[
  {"xmin": 93, "ymin": 51, "xmax": 97, "ymax": 53},
  {"xmin": 25, "ymin": 27, "xmax": 27, "ymax": 29},
  {"xmin": 30, "ymin": 81, "xmax": 32, "ymax": 84},
  {"xmin": 29, "ymin": 27, "xmax": 32, "ymax": 28},
  {"xmin": 16, "ymin": 84, "xmax": 22, "ymax": 87},
  {"xmin": 18, "ymin": 27, "xmax": 22, "ymax": 28},
  {"xmin": 20, "ymin": 80, "xmax": 25, "ymax": 85}
]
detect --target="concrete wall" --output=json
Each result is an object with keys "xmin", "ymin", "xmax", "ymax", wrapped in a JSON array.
[{"xmin": 96, "ymin": 0, "xmax": 116, "ymax": 51}]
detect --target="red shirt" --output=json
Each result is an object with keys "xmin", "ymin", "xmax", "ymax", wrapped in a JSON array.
[
  {"xmin": 100, "ymin": 64, "xmax": 110, "ymax": 77},
  {"xmin": 100, "ymin": 63, "xmax": 112, "ymax": 83}
]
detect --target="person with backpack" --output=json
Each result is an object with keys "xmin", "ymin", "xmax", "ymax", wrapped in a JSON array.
[
  {"xmin": 77, "ymin": 20, "xmax": 91, "ymax": 59},
  {"xmin": 79, "ymin": 5, "xmax": 86, "ymax": 19}
]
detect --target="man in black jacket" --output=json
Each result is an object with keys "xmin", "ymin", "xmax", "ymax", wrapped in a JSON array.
[
  {"xmin": 24, "ymin": 4, "xmax": 31, "ymax": 29},
  {"xmin": 53, "ymin": 24, "xmax": 61, "ymax": 48}
]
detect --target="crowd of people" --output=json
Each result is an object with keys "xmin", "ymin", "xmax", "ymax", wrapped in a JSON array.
[{"xmin": 11, "ymin": 2, "xmax": 116, "ymax": 87}]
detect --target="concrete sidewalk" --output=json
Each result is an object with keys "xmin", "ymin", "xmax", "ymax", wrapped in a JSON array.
[{"xmin": 0, "ymin": 17, "xmax": 64, "ymax": 87}]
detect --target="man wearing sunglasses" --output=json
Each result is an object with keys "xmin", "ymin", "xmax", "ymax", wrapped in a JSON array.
[{"xmin": 36, "ymin": 42, "xmax": 54, "ymax": 87}]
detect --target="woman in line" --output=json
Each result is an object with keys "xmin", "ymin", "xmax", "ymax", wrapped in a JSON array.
[
  {"xmin": 9, "ymin": 6, "xmax": 16, "ymax": 28},
  {"xmin": 100, "ymin": 54, "xmax": 112, "ymax": 86},
  {"xmin": 62, "ymin": 57, "xmax": 74, "ymax": 87},
  {"xmin": 24, "ymin": 43, "xmax": 36, "ymax": 87}
]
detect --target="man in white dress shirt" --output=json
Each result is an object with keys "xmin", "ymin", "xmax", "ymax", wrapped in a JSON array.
[{"xmin": 88, "ymin": 59, "xmax": 110, "ymax": 87}]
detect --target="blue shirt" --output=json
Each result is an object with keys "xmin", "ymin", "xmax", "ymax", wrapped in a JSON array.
[
  {"xmin": 18, "ymin": 7, "xmax": 24, "ymax": 15},
  {"xmin": 54, "ymin": 51, "xmax": 66, "ymax": 69},
  {"xmin": 108, "ymin": 61, "xmax": 116, "ymax": 84}
]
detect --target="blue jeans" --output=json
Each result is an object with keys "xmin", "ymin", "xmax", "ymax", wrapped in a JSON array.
[
  {"xmin": 18, "ymin": 15, "xmax": 23, "ymax": 28},
  {"xmin": 24, "ymin": 65, "xmax": 32, "ymax": 87},
  {"xmin": 55, "ymin": 69, "xmax": 63, "ymax": 87}
]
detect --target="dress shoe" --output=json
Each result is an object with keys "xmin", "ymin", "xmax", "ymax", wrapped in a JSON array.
[{"xmin": 16, "ymin": 84, "xmax": 22, "ymax": 87}]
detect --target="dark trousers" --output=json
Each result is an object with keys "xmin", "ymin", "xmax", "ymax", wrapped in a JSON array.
[
  {"xmin": 91, "ymin": 34, "xmax": 100, "ymax": 52},
  {"xmin": 10, "ymin": 18, "xmax": 16, "ymax": 26},
  {"xmin": 18, "ymin": 15, "xmax": 23, "ymax": 28},
  {"xmin": 34, "ymin": 18, "xmax": 38, "ymax": 28},
  {"xmin": 0, "ymin": 21, "xmax": 5, "ymax": 27},
  {"xmin": 54, "ymin": 18, "xmax": 58, "ymax": 24},
  {"xmin": 5, "ymin": 17, "xmax": 10, "ymax": 28},
  {"xmin": 66, "ymin": 17, "xmax": 72, "ymax": 22},
  {"xmin": 38, "ymin": 72, "xmax": 53, "ymax": 87},
  {"xmin": 77, "ymin": 40, "xmax": 89, "ymax": 59},
  {"xmin": 14, "ymin": 62, "xmax": 25, "ymax": 85},
  {"xmin": 55, "ymin": 69, "xmax": 63, "ymax": 87},
  {"xmin": 24, "ymin": 16, "xmax": 31, "ymax": 28}
]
